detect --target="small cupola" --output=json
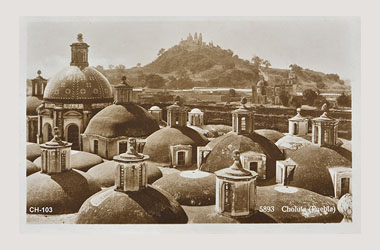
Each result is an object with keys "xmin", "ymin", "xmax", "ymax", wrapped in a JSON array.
[
  {"xmin": 40, "ymin": 127, "xmax": 72, "ymax": 174},
  {"xmin": 311, "ymin": 103, "xmax": 339, "ymax": 147},
  {"xmin": 31, "ymin": 70, "xmax": 47, "ymax": 99},
  {"xmin": 188, "ymin": 108, "xmax": 204, "ymax": 126},
  {"xmin": 232, "ymin": 97, "xmax": 255, "ymax": 135},
  {"xmin": 166, "ymin": 96, "xmax": 187, "ymax": 127},
  {"xmin": 215, "ymin": 150, "xmax": 258, "ymax": 218},
  {"xmin": 114, "ymin": 76, "xmax": 133, "ymax": 105},
  {"xmin": 288, "ymin": 108, "xmax": 309, "ymax": 136},
  {"xmin": 113, "ymin": 138, "xmax": 149, "ymax": 192},
  {"xmin": 148, "ymin": 106, "xmax": 163, "ymax": 122},
  {"xmin": 276, "ymin": 158, "xmax": 297, "ymax": 186},
  {"xmin": 70, "ymin": 33, "xmax": 89, "ymax": 70}
]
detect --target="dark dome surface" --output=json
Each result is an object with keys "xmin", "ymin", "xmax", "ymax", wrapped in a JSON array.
[
  {"xmin": 257, "ymin": 185, "xmax": 343, "ymax": 223},
  {"xmin": 84, "ymin": 104, "xmax": 159, "ymax": 138},
  {"xmin": 87, "ymin": 161, "xmax": 162, "ymax": 187},
  {"xmin": 183, "ymin": 205, "xmax": 277, "ymax": 223},
  {"xmin": 143, "ymin": 127, "xmax": 208, "ymax": 164},
  {"xmin": 43, "ymin": 66, "xmax": 113, "ymax": 103},
  {"xmin": 76, "ymin": 186, "xmax": 188, "ymax": 224},
  {"xmin": 201, "ymin": 132, "xmax": 284, "ymax": 175},
  {"xmin": 27, "ymin": 170, "xmax": 101, "ymax": 214},
  {"xmin": 34, "ymin": 150, "xmax": 103, "ymax": 172},
  {"xmin": 287, "ymin": 145, "xmax": 351, "ymax": 197},
  {"xmin": 26, "ymin": 142, "xmax": 41, "ymax": 161},
  {"xmin": 255, "ymin": 129, "xmax": 285, "ymax": 144},
  {"xmin": 26, "ymin": 96, "xmax": 42, "ymax": 115},
  {"xmin": 153, "ymin": 170, "xmax": 216, "ymax": 206},
  {"xmin": 26, "ymin": 160, "xmax": 40, "ymax": 176}
]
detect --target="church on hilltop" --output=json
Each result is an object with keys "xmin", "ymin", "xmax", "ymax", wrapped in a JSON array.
[{"xmin": 180, "ymin": 32, "xmax": 206, "ymax": 47}]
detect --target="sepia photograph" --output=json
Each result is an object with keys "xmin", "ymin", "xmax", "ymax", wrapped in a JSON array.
[{"xmin": 22, "ymin": 16, "xmax": 359, "ymax": 228}]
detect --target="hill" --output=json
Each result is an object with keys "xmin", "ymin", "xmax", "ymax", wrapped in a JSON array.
[{"xmin": 100, "ymin": 34, "xmax": 350, "ymax": 93}]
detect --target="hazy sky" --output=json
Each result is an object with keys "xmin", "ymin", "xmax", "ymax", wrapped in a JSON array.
[{"xmin": 24, "ymin": 17, "xmax": 360, "ymax": 83}]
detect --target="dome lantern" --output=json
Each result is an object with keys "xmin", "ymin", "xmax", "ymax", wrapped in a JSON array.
[
  {"xmin": 113, "ymin": 138, "xmax": 149, "ymax": 192},
  {"xmin": 188, "ymin": 108, "xmax": 204, "ymax": 126},
  {"xmin": 40, "ymin": 127, "xmax": 72, "ymax": 174},
  {"xmin": 114, "ymin": 76, "xmax": 133, "ymax": 105},
  {"xmin": 311, "ymin": 103, "xmax": 339, "ymax": 147},
  {"xmin": 148, "ymin": 106, "xmax": 163, "ymax": 122},
  {"xmin": 231, "ymin": 97, "xmax": 255, "ymax": 135},
  {"xmin": 70, "ymin": 33, "xmax": 89, "ymax": 70},
  {"xmin": 288, "ymin": 108, "xmax": 308, "ymax": 136},
  {"xmin": 215, "ymin": 150, "xmax": 258, "ymax": 218},
  {"xmin": 31, "ymin": 70, "xmax": 47, "ymax": 99},
  {"xmin": 166, "ymin": 96, "xmax": 187, "ymax": 127}
]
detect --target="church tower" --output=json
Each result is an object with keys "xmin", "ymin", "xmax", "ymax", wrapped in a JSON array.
[
  {"xmin": 232, "ymin": 97, "xmax": 255, "ymax": 135},
  {"xmin": 31, "ymin": 70, "xmax": 47, "ymax": 99},
  {"xmin": 70, "ymin": 33, "xmax": 89, "ymax": 70}
]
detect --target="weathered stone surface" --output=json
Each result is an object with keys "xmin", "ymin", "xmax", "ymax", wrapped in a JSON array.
[
  {"xmin": 87, "ymin": 161, "xmax": 163, "ymax": 187},
  {"xmin": 256, "ymin": 185, "xmax": 343, "ymax": 223},
  {"xmin": 34, "ymin": 150, "xmax": 103, "ymax": 172},
  {"xmin": 26, "ymin": 142, "xmax": 41, "ymax": 161},
  {"xmin": 27, "ymin": 170, "xmax": 101, "ymax": 214},
  {"xmin": 76, "ymin": 186, "xmax": 188, "ymax": 224},
  {"xmin": 153, "ymin": 170, "xmax": 216, "ymax": 206},
  {"xmin": 26, "ymin": 160, "xmax": 40, "ymax": 176}
]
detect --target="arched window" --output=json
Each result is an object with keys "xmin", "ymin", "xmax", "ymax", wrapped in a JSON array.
[
  {"xmin": 93, "ymin": 140, "xmax": 98, "ymax": 154},
  {"xmin": 177, "ymin": 151, "xmax": 185, "ymax": 166},
  {"xmin": 241, "ymin": 117, "xmax": 246, "ymax": 131},
  {"xmin": 67, "ymin": 124, "xmax": 80, "ymax": 150}
]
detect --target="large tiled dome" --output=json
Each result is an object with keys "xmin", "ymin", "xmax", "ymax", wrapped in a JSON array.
[{"xmin": 43, "ymin": 66, "xmax": 113, "ymax": 103}]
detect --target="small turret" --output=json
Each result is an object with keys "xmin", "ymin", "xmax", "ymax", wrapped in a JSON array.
[
  {"xmin": 70, "ymin": 33, "xmax": 89, "ymax": 69},
  {"xmin": 113, "ymin": 138, "xmax": 149, "ymax": 192},
  {"xmin": 288, "ymin": 108, "xmax": 309, "ymax": 136},
  {"xmin": 114, "ymin": 76, "xmax": 133, "ymax": 104},
  {"xmin": 311, "ymin": 103, "xmax": 339, "ymax": 147},
  {"xmin": 166, "ymin": 96, "xmax": 187, "ymax": 127},
  {"xmin": 231, "ymin": 97, "xmax": 255, "ymax": 135},
  {"xmin": 215, "ymin": 150, "xmax": 258, "ymax": 217}
]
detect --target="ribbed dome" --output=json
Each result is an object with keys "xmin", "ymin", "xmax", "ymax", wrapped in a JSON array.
[
  {"xmin": 84, "ymin": 104, "xmax": 159, "ymax": 138},
  {"xmin": 27, "ymin": 170, "xmax": 101, "ymax": 214},
  {"xmin": 287, "ymin": 145, "xmax": 351, "ymax": 196},
  {"xmin": 76, "ymin": 186, "xmax": 188, "ymax": 224},
  {"xmin": 26, "ymin": 96, "xmax": 42, "ymax": 115},
  {"xmin": 201, "ymin": 132, "xmax": 284, "ymax": 175},
  {"xmin": 43, "ymin": 66, "xmax": 113, "ymax": 103},
  {"xmin": 153, "ymin": 170, "xmax": 216, "ymax": 206},
  {"xmin": 143, "ymin": 127, "xmax": 208, "ymax": 164}
]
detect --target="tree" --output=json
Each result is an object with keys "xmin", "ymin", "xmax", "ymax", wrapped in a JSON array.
[
  {"xmin": 290, "ymin": 96, "xmax": 303, "ymax": 108},
  {"xmin": 302, "ymin": 89, "xmax": 318, "ymax": 106},
  {"xmin": 229, "ymin": 88, "xmax": 236, "ymax": 97},
  {"xmin": 251, "ymin": 55, "xmax": 263, "ymax": 69},
  {"xmin": 95, "ymin": 65, "xmax": 104, "ymax": 72},
  {"xmin": 263, "ymin": 60, "xmax": 271, "ymax": 68},
  {"xmin": 337, "ymin": 93, "xmax": 351, "ymax": 107},
  {"xmin": 316, "ymin": 81, "xmax": 326, "ymax": 89},
  {"xmin": 289, "ymin": 64, "xmax": 303, "ymax": 72},
  {"xmin": 157, "ymin": 48, "xmax": 166, "ymax": 57},
  {"xmin": 144, "ymin": 74, "xmax": 166, "ymax": 89},
  {"xmin": 279, "ymin": 90, "xmax": 290, "ymax": 107}
]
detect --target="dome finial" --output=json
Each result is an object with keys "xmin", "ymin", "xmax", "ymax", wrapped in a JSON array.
[
  {"xmin": 296, "ymin": 107, "xmax": 301, "ymax": 114},
  {"xmin": 321, "ymin": 103, "xmax": 328, "ymax": 112},
  {"xmin": 121, "ymin": 75, "xmax": 127, "ymax": 84},
  {"xmin": 119, "ymin": 138, "xmax": 144, "ymax": 160},
  {"xmin": 37, "ymin": 70, "xmax": 41, "ymax": 76},
  {"xmin": 77, "ymin": 33, "xmax": 83, "ymax": 43}
]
